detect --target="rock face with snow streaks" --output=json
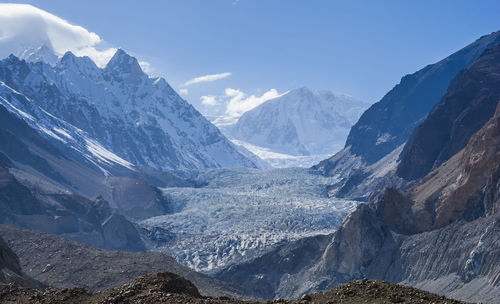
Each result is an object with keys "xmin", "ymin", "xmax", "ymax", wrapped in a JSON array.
[{"xmin": 0, "ymin": 49, "xmax": 259, "ymax": 173}]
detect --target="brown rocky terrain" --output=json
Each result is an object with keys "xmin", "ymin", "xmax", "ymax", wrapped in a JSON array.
[
  {"xmin": 0, "ymin": 235, "xmax": 42, "ymax": 289},
  {"xmin": 0, "ymin": 273, "xmax": 468, "ymax": 304},
  {"xmin": 0, "ymin": 225, "xmax": 243, "ymax": 298}
]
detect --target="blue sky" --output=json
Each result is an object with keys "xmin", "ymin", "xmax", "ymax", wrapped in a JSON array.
[{"xmin": 4, "ymin": 0, "xmax": 500, "ymax": 117}]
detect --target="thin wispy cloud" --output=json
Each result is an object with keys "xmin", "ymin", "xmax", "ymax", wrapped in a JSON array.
[{"xmin": 184, "ymin": 72, "xmax": 232, "ymax": 86}]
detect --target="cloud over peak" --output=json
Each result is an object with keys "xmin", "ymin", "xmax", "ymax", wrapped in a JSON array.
[
  {"xmin": 225, "ymin": 88, "xmax": 280, "ymax": 117},
  {"xmin": 0, "ymin": 3, "xmax": 115, "ymax": 67}
]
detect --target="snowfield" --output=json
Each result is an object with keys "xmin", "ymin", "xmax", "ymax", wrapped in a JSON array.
[{"xmin": 140, "ymin": 167, "xmax": 360, "ymax": 273}]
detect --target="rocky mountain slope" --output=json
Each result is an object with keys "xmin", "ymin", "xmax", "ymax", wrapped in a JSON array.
[
  {"xmin": 0, "ymin": 159, "xmax": 144, "ymax": 251},
  {"xmin": 0, "ymin": 225, "xmax": 243, "ymax": 298},
  {"xmin": 0, "ymin": 106, "xmax": 146, "ymax": 251},
  {"xmin": 313, "ymin": 30, "xmax": 500, "ymax": 199},
  {"xmin": 0, "ymin": 49, "xmax": 259, "ymax": 172},
  {"xmin": 222, "ymin": 87, "xmax": 368, "ymax": 167},
  {"xmin": 212, "ymin": 44, "xmax": 500, "ymax": 304},
  {"xmin": 0, "ymin": 235, "xmax": 42, "ymax": 288},
  {"xmin": 397, "ymin": 44, "xmax": 500, "ymax": 181},
  {"xmin": 0, "ymin": 274, "xmax": 467, "ymax": 304}
]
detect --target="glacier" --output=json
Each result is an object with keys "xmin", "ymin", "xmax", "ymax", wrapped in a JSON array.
[{"xmin": 140, "ymin": 167, "xmax": 359, "ymax": 273}]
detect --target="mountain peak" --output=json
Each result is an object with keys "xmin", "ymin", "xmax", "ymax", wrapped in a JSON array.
[
  {"xmin": 18, "ymin": 44, "xmax": 59, "ymax": 66},
  {"xmin": 105, "ymin": 48, "xmax": 144, "ymax": 77},
  {"xmin": 289, "ymin": 86, "xmax": 313, "ymax": 95},
  {"xmin": 58, "ymin": 51, "xmax": 99, "ymax": 74}
]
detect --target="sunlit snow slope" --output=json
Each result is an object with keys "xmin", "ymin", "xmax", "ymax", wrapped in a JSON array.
[{"xmin": 218, "ymin": 87, "xmax": 369, "ymax": 168}]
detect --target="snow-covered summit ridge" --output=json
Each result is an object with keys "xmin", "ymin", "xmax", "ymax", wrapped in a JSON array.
[
  {"xmin": 0, "ymin": 48, "xmax": 261, "ymax": 171},
  {"xmin": 18, "ymin": 44, "xmax": 59, "ymax": 66},
  {"xmin": 221, "ymin": 86, "xmax": 369, "ymax": 166}
]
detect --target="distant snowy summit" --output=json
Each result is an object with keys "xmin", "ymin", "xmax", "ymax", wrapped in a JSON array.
[
  {"xmin": 217, "ymin": 87, "xmax": 369, "ymax": 167},
  {"xmin": 0, "ymin": 46, "xmax": 262, "ymax": 172}
]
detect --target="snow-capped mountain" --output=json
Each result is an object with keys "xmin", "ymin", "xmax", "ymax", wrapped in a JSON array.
[
  {"xmin": 0, "ymin": 48, "xmax": 260, "ymax": 172},
  {"xmin": 220, "ymin": 87, "xmax": 369, "ymax": 167}
]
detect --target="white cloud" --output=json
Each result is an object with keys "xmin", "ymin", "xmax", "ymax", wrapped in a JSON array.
[
  {"xmin": 138, "ymin": 60, "xmax": 154, "ymax": 74},
  {"xmin": 0, "ymin": 4, "xmax": 115, "ymax": 67},
  {"xmin": 200, "ymin": 95, "xmax": 217, "ymax": 106},
  {"xmin": 184, "ymin": 72, "xmax": 231, "ymax": 86},
  {"xmin": 225, "ymin": 88, "xmax": 280, "ymax": 117},
  {"xmin": 179, "ymin": 88, "xmax": 189, "ymax": 95}
]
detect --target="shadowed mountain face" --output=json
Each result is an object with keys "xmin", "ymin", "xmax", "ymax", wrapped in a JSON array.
[
  {"xmin": 344, "ymin": 31, "xmax": 500, "ymax": 165},
  {"xmin": 312, "ymin": 31, "xmax": 500, "ymax": 203},
  {"xmin": 397, "ymin": 45, "xmax": 500, "ymax": 180}
]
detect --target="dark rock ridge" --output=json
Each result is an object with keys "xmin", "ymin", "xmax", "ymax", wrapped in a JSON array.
[
  {"xmin": 397, "ymin": 44, "xmax": 500, "ymax": 180},
  {"xmin": 0, "ymin": 161, "xmax": 145, "ymax": 251},
  {"xmin": 215, "ymin": 234, "xmax": 331, "ymax": 300},
  {"xmin": 0, "ymin": 275, "xmax": 467, "ymax": 304},
  {"xmin": 0, "ymin": 225, "xmax": 244, "ymax": 298}
]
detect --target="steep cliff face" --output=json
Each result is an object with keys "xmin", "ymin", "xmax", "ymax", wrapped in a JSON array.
[
  {"xmin": 313, "ymin": 31, "xmax": 500, "ymax": 201},
  {"xmin": 342, "ymin": 30, "xmax": 500, "ymax": 165},
  {"xmin": 398, "ymin": 45, "xmax": 500, "ymax": 181},
  {"xmin": 408, "ymin": 101, "xmax": 500, "ymax": 231}
]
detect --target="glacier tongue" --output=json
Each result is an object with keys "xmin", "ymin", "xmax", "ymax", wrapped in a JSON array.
[{"xmin": 140, "ymin": 167, "xmax": 359, "ymax": 273}]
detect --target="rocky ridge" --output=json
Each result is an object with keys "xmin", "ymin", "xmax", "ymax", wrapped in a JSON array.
[{"xmin": 0, "ymin": 274, "xmax": 467, "ymax": 304}]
